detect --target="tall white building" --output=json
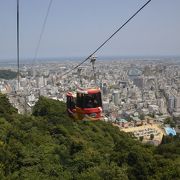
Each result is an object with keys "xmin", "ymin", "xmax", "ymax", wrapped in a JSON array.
[
  {"xmin": 168, "ymin": 95, "xmax": 175, "ymax": 113},
  {"xmin": 103, "ymin": 101, "xmax": 109, "ymax": 112},
  {"xmin": 157, "ymin": 98, "xmax": 167, "ymax": 114},
  {"xmin": 113, "ymin": 90, "xmax": 119, "ymax": 106},
  {"xmin": 174, "ymin": 96, "xmax": 180, "ymax": 112},
  {"xmin": 36, "ymin": 76, "xmax": 44, "ymax": 88}
]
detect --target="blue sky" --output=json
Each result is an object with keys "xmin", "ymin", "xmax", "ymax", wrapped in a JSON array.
[{"xmin": 0, "ymin": 0, "xmax": 180, "ymax": 60}]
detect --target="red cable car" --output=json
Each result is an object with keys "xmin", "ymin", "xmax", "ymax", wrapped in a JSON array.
[{"xmin": 66, "ymin": 88, "xmax": 103, "ymax": 121}]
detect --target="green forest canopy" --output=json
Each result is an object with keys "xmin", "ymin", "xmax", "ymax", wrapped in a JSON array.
[
  {"xmin": 0, "ymin": 69, "xmax": 17, "ymax": 80},
  {"xmin": 0, "ymin": 94, "xmax": 179, "ymax": 180}
]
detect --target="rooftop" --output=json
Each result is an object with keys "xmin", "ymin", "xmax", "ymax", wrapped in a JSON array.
[{"xmin": 164, "ymin": 127, "xmax": 176, "ymax": 136}]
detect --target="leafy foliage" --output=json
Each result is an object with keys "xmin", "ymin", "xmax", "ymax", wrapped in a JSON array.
[
  {"xmin": 0, "ymin": 94, "xmax": 17, "ymax": 119},
  {"xmin": 0, "ymin": 95, "xmax": 179, "ymax": 179},
  {"xmin": 0, "ymin": 69, "xmax": 17, "ymax": 80}
]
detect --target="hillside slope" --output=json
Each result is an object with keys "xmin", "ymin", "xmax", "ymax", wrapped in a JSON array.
[
  {"xmin": 0, "ymin": 95, "xmax": 179, "ymax": 179},
  {"xmin": 0, "ymin": 70, "xmax": 17, "ymax": 80}
]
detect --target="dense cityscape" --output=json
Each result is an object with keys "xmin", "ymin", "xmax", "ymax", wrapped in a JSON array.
[{"xmin": 0, "ymin": 57, "xmax": 179, "ymax": 144}]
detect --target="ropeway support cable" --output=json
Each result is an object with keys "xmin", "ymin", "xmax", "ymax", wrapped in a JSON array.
[
  {"xmin": 32, "ymin": 0, "xmax": 53, "ymax": 67},
  {"xmin": 17, "ymin": 0, "xmax": 20, "ymax": 90},
  {"xmin": 61, "ymin": 0, "xmax": 152, "ymax": 77}
]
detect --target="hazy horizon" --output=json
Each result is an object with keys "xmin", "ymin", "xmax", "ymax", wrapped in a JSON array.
[{"xmin": 0, "ymin": 55, "xmax": 180, "ymax": 64}]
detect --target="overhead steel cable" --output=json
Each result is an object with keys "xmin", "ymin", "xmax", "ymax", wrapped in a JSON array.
[
  {"xmin": 61, "ymin": 0, "xmax": 152, "ymax": 77},
  {"xmin": 17, "ymin": 0, "xmax": 20, "ymax": 90},
  {"xmin": 32, "ymin": 0, "xmax": 53, "ymax": 67}
]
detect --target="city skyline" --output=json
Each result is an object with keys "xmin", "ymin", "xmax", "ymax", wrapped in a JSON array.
[{"xmin": 0, "ymin": 0, "xmax": 180, "ymax": 60}]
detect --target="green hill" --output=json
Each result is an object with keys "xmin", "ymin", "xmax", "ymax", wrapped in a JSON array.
[
  {"xmin": 0, "ymin": 95, "xmax": 179, "ymax": 179},
  {"xmin": 0, "ymin": 69, "xmax": 17, "ymax": 80}
]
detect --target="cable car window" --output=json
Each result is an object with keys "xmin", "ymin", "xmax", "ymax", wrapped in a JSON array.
[
  {"xmin": 76, "ymin": 93, "xmax": 83, "ymax": 107},
  {"xmin": 76, "ymin": 92, "xmax": 102, "ymax": 108},
  {"xmin": 67, "ymin": 96, "xmax": 76, "ymax": 109},
  {"xmin": 84, "ymin": 92, "xmax": 102, "ymax": 108}
]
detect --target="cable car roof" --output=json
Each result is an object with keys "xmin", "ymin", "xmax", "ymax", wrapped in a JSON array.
[{"xmin": 77, "ymin": 88, "xmax": 101, "ymax": 95}]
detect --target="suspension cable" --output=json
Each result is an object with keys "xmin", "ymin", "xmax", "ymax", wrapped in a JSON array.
[
  {"xmin": 61, "ymin": 0, "xmax": 152, "ymax": 77},
  {"xmin": 17, "ymin": 0, "xmax": 20, "ymax": 90},
  {"xmin": 32, "ymin": 0, "xmax": 53, "ymax": 67}
]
